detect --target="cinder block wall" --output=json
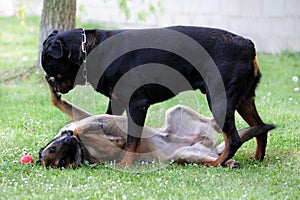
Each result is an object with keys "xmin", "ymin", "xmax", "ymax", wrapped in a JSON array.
[
  {"xmin": 80, "ymin": 0, "xmax": 300, "ymax": 53},
  {"xmin": 1, "ymin": 0, "xmax": 299, "ymax": 53}
]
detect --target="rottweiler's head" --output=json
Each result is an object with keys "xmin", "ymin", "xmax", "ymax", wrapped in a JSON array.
[
  {"xmin": 37, "ymin": 130, "xmax": 84, "ymax": 168},
  {"xmin": 41, "ymin": 29, "xmax": 83, "ymax": 94}
]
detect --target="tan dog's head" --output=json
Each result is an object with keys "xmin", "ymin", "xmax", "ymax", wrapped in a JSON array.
[{"xmin": 37, "ymin": 130, "xmax": 83, "ymax": 168}]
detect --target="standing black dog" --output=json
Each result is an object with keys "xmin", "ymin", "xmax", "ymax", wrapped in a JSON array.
[{"xmin": 41, "ymin": 26, "xmax": 269, "ymax": 167}]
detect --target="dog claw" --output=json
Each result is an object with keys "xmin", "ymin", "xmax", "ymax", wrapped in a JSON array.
[
  {"xmin": 202, "ymin": 162, "xmax": 221, "ymax": 167},
  {"xmin": 250, "ymin": 155, "xmax": 264, "ymax": 161},
  {"xmin": 45, "ymin": 75, "xmax": 61, "ymax": 99},
  {"xmin": 202, "ymin": 159, "xmax": 240, "ymax": 168},
  {"xmin": 46, "ymin": 77, "xmax": 56, "ymax": 90},
  {"xmin": 115, "ymin": 162, "xmax": 130, "ymax": 169}
]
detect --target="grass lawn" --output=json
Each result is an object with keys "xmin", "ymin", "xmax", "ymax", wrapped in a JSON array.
[{"xmin": 0, "ymin": 16, "xmax": 299, "ymax": 200}]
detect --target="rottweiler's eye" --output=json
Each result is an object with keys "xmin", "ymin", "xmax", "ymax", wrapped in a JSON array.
[{"xmin": 48, "ymin": 147, "xmax": 56, "ymax": 154}]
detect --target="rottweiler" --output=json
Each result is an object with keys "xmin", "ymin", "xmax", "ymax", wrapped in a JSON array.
[
  {"xmin": 37, "ymin": 77, "xmax": 275, "ymax": 168},
  {"xmin": 41, "ymin": 26, "xmax": 271, "ymax": 167}
]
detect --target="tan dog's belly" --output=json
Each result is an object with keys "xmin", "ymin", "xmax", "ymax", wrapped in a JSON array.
[{"xmin": 70, "ymin": 105, "xmax": 222, "ymax": 164}]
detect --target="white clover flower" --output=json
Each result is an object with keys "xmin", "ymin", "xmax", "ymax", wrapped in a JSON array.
[
  {"xmin": 22, "ymin": 56, "xmax": 28, "ymax": 62},
  {"xmin": 292, "ymin": 76, "xmax": 298, "ymax": 83},
  {"xmin": 294, "ymin": 87, "xmax": 299, "ymax": 92}
]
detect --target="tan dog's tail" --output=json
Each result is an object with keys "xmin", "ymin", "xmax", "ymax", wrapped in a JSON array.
[
  {"xmin": 217, "ymin": 124, "xmax": 275, "ymax": 154},
  {"xmin": 238, "ymin": 124, "xmax": 275, "ymax": 143}
]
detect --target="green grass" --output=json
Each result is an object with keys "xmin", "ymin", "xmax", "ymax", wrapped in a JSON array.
[{"xmin": 0, "ymin": 16, "xmax": 299, "ymax": 199}]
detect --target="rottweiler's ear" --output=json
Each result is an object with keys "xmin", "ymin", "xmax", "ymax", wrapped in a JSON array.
[
  {"xmin": 49, "ymin": 29, "xmax": 59, "ymax": 38},
  {"xmin": 43, "ymin": 30, "xmax": 59, "ymax": 46},
  {"xmin": 48, "ymin": 40, "xmax": 64, "ymax": 59}
]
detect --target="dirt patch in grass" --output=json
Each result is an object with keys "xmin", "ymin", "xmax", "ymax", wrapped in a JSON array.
[{"xmin": 0, "ymin": 66, "xmax": 43, "ymax": 84}]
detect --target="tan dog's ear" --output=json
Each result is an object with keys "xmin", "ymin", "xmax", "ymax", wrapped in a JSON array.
[
  {"xmin": 36, "ymin": 159, "xmax": 42, "ymax": 165},
  {"xmin": 36, "ymin": 148, "xmax": 45, "ymax": 165}
]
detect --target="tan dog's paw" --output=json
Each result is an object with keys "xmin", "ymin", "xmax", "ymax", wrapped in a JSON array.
[
  {"xmin": 225, "ymin": 160, "xmax": 240, "ymax": 168},
  {"xmin": 115, "ymin": 162, "xmax": 130, "ymax": 169},
  {"xmin": 202, "ymin": 161, "xmax": 222, "ymax": 167},
  {"xmin": 45, "ymin": 75, "xmax": 61, "ymax": 100}
]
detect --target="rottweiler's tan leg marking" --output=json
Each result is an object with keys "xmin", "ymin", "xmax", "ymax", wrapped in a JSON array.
[{"xmin": 237, "ymin": 96, "xmax": 267, "ymax": 160}]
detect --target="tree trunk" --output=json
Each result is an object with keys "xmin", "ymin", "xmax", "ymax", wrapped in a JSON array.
[{"xmin": 38, "ymin": 0, "xmax": 76, "ymax": 67}]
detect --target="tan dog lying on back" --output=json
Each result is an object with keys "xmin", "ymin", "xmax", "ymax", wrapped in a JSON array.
[{"xmin": 37, "ymin": 77, "xmax": 274, "ymax": 168}]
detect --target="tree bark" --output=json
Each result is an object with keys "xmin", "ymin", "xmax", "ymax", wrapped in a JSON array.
[{"xmin": 38, "ymin": 0, "xmax": 76, "ymax": 67}]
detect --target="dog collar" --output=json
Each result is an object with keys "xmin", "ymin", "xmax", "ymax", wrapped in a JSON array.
[{"xmin": 81, "ymin": 28, "xmax": 88, "ymax": 84}]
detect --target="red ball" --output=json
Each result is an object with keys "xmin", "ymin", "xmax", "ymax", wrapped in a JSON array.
[{"xmin": 20, "ymin": 155, "xmax": 34, "ymax": 164}]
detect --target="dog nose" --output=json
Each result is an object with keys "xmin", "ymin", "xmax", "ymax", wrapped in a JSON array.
[
  {"xmin": 63, "ymin": 137, "xmax": 71, "ymax": 144},
  {"xmin": 63, "ymin": 136, "xmax": 77, "ymax": 145}
]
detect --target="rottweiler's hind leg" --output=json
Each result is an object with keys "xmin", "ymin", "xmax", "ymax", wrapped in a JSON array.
[
  {"xmin": 237, "ymin": 96, "xmax": 267, "ymax": 161},
  {"xmin": 203, "ymin": 93, "xmax": 243, "ymax": 167},
  {"xmin": 203, "ymin": 112, "xmax": 242, "ymax": 167}
]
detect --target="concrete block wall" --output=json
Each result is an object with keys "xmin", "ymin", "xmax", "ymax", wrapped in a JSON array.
[
  {"xmin": 77, "ymin": 0, "xmax": 300, "ymax": 53},
  {"xmin": 1, "ymin": 0, "xmax": 299, "ymax": 53}
]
